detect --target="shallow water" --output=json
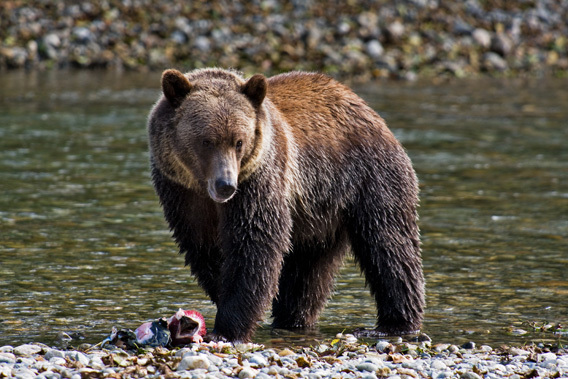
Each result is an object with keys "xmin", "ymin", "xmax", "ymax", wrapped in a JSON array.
[{"xmin": 0, "ymin": 71, "xmax": 566, "ymax": 348}]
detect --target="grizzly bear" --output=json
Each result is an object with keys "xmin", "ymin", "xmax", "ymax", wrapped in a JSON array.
[{"xmin": 147, "ymin": 68, "xmax": 424, "ymax": 342}]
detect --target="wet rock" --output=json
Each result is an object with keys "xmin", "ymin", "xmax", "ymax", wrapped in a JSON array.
[
  {"xmin": 44, "ymin": 349, "xmax": 65, "ymax": 360},
  {"xmin": 301, "ymin": 354, "xmax": 317, "ymax": 368},
  {"xmin": 386, "ymin": 21, "xmax": 405, "ymax": 42},
  {"xmin": 472, "ymin": 28, "xmax": 492, "ymax": 49},
  {"xmin": 509, "ymin": 347, "xmax": 530, "ymax": 356},
  {"xmin": 337, "ymin": 20, "xmax": 351, "ymax": 36},
  {"xmin": 491, "ymin": 33, "xmax": 513, "ymax": 56},
  {"xmin": 248, "ymin": 353, "xmax": 268, "ymax": 368},
  {"xmin": 43, "ymin": 33, "xmax": 61, "ymax": 49},
  {"xmin": 453, "ymin": 18, "xmax": 473, "ymax": 35},
  {"xmin": 448, "ymin": 345, "xmax": 460, "ymax": 354},
  {"xmin": 376, "ymin": 341, "xmax": 391, "ymax": 353},
  {"xmin": 0, "ymin": 341, "xmax": 566, "ymax": 379},
  {"xmin": 438, "ymin": 60, "xmax": 466, "ymax": 77},
  {"xmin": 366, "ymin": 40, "xmax": 384, "ymax": 60},
  {"xmin": 306, "ymin": 25, "xmax": 323, "ymax": 49},
  {"xmin": 357, "ymin": 362, "xmax": 378, "ymax": 372},
  {"xmin": 539, "ymin": 352, "xmax": 557, "ymax": 362},
  {"xmin": 279, "ymin": 348, "xmax": 295, "ymax": 356},
  {"xmin": 65, "ymin": 351, "xmax": 90, "ymax": 366},
  {"xmin": 461, "ymin": 372, "xmax": 482, "ymax": 379},
  {"xmin": 1, "ymin": 0, "xmax": 568, "ymax": 78},
  {"xmin": 177, "ymin": 355, "xmax": 210, "ymax": 371},
  {"xmin": 13, "ymin": 344, "xmax": 42, "ymax": 357},
  {"xmin": 431, "ymin": 359, "xmax": 447, "ymax": 370},
  {"xmin": 89, "ymin": 355, "xmax": 106, "ymax": 370},
  {"xmin": 171, "ymin": 30, "xmax": 186, "ymax": 44},
  {"xmin": 483, "ymin": 52, "xmax": 508, "ymax": 71},
  {"xmin": 0, "ymin": 352, "xmax": 16, "ymax": 364},
  {"xmin": 11, "ymin": 367, "xmax": 37, "ymax": 379},
  {"xmin": 376, "ymin": 367, "xmax": 392, "ymax": 376},
  {"xmin": 193, "ymin": 36, "xmax": 211, "ymax": 52},
  {"xmin": 1, "ymin": 47, "xmax": 28, "ymax": 68},
  {"xmin": 238, "ymin": 367, "xmax": 258, "ymax": 378},
  {"xmin": 72, "ymin": 27, "xmax": 93, "ymax": 44},
  {"xmin": 357, "ymin": 12, "xmax": 380, "ymax": 39}
]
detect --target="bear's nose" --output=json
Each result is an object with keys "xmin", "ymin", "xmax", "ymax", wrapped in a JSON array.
[{"xmin": 214, "ymin": 179, "xmax": 237, "ymax": 199}]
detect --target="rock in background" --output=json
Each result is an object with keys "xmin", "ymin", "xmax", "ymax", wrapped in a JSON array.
[{"xmin": 1, "ymin": 0, "xmax": 567, "ymax": 79}]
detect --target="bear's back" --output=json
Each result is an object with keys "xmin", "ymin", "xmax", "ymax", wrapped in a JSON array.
[{"xmin": 266, "ymin": 72, "xmax": 393, "ymax": 151}]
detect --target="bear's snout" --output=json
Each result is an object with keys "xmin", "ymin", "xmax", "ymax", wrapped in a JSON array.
[
  {"xmin": 208, "ymin": 178, "xmax": 237, "ymax": 203},
  {"xmin": 215, "ymin": 179, "xmax": 237, "ymax": 198}
]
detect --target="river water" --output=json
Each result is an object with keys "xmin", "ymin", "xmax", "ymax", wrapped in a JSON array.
[{"xmin": 0, "ymin": 70, "xmax": 566, "ymax": 348}]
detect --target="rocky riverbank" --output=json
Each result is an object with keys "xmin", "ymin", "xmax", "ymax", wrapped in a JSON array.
[
  {"xmin": 1, "ymin": 334, "xmax": 567, "ymax": 379},
  {"xmin": 1, "ymin": 0, "xmax": 567, "ymax": 79}
]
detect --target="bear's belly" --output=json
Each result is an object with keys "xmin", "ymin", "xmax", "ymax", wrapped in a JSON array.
[{"xmin": 290, "ymin": 204, "xmax": 345, "ymax": 244}]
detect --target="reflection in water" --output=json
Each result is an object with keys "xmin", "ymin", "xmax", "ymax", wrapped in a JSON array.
[{"xmin": 0, "ymin": 71, "xmax": 566, "ymax": 348}]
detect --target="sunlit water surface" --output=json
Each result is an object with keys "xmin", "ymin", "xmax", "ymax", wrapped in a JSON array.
[{"xmin": 1, "ymin": 71, "xmax": 566, "ymax": 348}]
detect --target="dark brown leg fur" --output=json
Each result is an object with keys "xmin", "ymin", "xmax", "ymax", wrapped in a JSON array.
[
  {"xmin": 347, "ymin": 190, "xmax": 425, "ymax": 335},
  {"xmin": 151, "ymin": 165, "xmax": 222, "ymax": 303},
  {"xmin": 212, "ymin": 168, "xmax": 292, "ymax": 342},
  {"xmin": 272, "ymin": 231, "xmax": 348, "ymax": 329}
]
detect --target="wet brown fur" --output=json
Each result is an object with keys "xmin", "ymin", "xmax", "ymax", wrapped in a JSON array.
[{"xmin": 148, "ymin": 68, "xmax": 425, "ymax": 342}]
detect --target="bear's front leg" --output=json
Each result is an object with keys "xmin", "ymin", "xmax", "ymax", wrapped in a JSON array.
[{"xmin": 211, "ymin": 178, "xmax": 292, "ymax": 342}]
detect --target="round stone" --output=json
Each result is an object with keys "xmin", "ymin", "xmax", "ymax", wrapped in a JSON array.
[
  {"xmin": 431, "ymin": 360, "xmax": 447, "ymax": 370},
  {"xmin": 44, "ymin": 349, "xmax": 65, "ymax": 360},
  {"xmin": 249, "ymin": 353, "xmax": 268, "ymax": 367},
  {"xmin": 356, "ymin": 362, "xmax": 378, "ymax": 372},
  {"xmin": 238, "ymin": 367, "xmax": 258, "ymax": 378},
  {"xmin": 177, "ymin": 355, "xmax": 210, "ymax": 371},
  {"xmin": 0, "ymin": 352, "xmax": 16, "ymax": 364},
  {"xmin": 13, "ymin": 344, "xmax": 42, "ymax": 357}
]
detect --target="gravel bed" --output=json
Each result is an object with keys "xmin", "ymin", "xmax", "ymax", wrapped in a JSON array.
[
  {"xmin": 1, "ymin": 0, "xmax": 567, "ymax": 79},
  {"xmin": 1, "ymin": 334, "xmax": 567, "ymax": 378}
]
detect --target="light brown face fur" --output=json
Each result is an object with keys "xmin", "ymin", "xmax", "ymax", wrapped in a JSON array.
[{"xmin": 150, "ymin": 69, "xmax": 267, "ymax": 203}]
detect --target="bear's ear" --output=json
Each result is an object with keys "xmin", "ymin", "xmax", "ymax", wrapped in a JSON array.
[
  {"xmin": 162, "ymin": 69, "xmax": 192, "ymax": 108},
  {"xmin": 242, "ymin": 74, "xmax": 267, "ymax": 108}
]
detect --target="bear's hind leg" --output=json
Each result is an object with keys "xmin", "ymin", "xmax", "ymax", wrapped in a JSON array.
[
  {"xmin": 348, "ymin": 206, "xmax": 425, "ymax": 335},
  {"xmin": 272, "ymin": 233, "xmax": 348, "ymax": 329}
]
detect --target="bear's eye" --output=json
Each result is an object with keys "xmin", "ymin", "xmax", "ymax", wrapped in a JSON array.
[
  {"xmin": 236, "ymin": 140, "xmax": 243, "ymax": 151},
  {"xmin": 202, "ymin": 140, "xmax": 212, "ymax": 148}
]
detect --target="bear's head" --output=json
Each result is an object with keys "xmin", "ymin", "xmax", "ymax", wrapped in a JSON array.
[{"xmin": 150, "ymin": 69, "xmax": 268, "ymax": 203}]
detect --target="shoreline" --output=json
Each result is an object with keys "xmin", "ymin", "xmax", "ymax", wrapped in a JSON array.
[
  {"xmin": 2, "ymin": 1, "xmax": 567, "ymax": 80},
  {"xmin": 1, "ymin": 335, "xmax": 567, "ymax": 378}
]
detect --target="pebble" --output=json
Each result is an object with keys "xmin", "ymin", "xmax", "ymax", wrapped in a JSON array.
[
  {"xmin": 376, "ymin": 340, "xmax": 391, "ymax": 352},
  {"xmin": 177, "ymin": 355, "xmax": 211, "ymax": 371},
  {"xmin": 44, "ymin": 348, "xmax": 65, "ymax": 360},
  {"xmin": 0, "ymin": 340, "xmax": 565, "ymax": 379},
  {"xmin": 13, "ymin": 344, "xmax": 43, "ymax": 357},
  {"xmin": 483, "ymin": 52, "xmax": 509, "ymax": 71},
  {"xmin": 472, "ymin": 28, "xmax": 492, "ymax": 48},
  {"xmin": 248, "ymin": 353, "xmax": 268, "ymax": 367},
  {"xmin": 0, "ymin": 346, "xmax": 13, "ymax": 353},
  {"xmin": 65, "ymin": 351, "xmax": 90, "ymax": 366},
  {"xmin": 238, "ymin": 367, "xmax": 258, "ymax": 378},
  {"xmin": 0, "ymin": 352, "xmax": 16, "ymax": 364},
  {"xmin": 356, "ymin": 362, "xmax": 378, "ymax": 372},
  {"xmin": 366, "ymin": 40, "xmax": 384, "ymax": 60}
]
